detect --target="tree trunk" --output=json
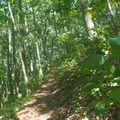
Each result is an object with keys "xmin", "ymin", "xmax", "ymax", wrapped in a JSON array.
[
  {"xmin": 18, "ymin": 0, "xmax": 31, "ymax": 93},
  {"xmin": 8, "ymin": 1, "xmax": 30, "ymax": 94},
  {"xmin": 18, "ymin": 0, "xmax": 26, "ymax": 64},
  {"xmin": 32, "ymin": 7, "xmax": 43, "ymax": 77},
  {"xmin": 7, "ymin": 22, "xmax": 14, "ymax": 96},
  {"xmin": 80, "ymin": 0, "xmax": 97, "ymax": 53},
  {"xmin": 24, "ymin": 15, "xmax": 34, "ymax": 72},
  {"xmin": 36, "ymin": 42, "xmax": 43, "ymax": 77},
  {"xmin": 80, "ymin": 0, "xmax": 97, "ymax": 37},
  {"xmin": 18, "ymin": 48, "xmax": 30, "ymax": 93},
  {"xmin": 106, "ymin": 0, "xmax": 118, "ymax": 34}
]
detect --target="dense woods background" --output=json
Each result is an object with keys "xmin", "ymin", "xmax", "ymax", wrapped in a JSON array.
[{"xmin": 0, "ymin": 0, "xmax": 120, "ymax": 119}]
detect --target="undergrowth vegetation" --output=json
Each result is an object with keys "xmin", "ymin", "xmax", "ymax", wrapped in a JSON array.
[
  {"xmin": 52, "ymin": 35, "xmax": 120, "ymax": 119},
  {"xmin": 1, "ymin": 75, "xmax": 42, "ymax": 119}
]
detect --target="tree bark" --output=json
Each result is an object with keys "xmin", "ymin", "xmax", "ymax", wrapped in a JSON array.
[
  {"xmin": 24, "ymin": 15, "xmax": 34, "ymax": 72},
  {"xmin": 7, "ymin": 24, "xmax": 14, "ymax": 96},
  {"xmin": 80, "ymin": 0, "xmax": 97, "ymax": 53},
  {"xmin": 80, "ymin": 0, "xmax": 97, "ymax": 38},
  {"xmin": 8, "ymin": 1, "xmax": 30, "ymax": 94},
  {"xmin": 18, "ymin": 0, "xmax": 31, "ymax": 93},
  {"xmin": 18, "ymin": 0, "xmax": 26, "ymax": 64},
  {"xmin": 32, "ymin": 7, "xmax": 43, "ymax": 77},
  {"xmin": 106, "ymin": 0, "xmax": 118, "ymax": 34}
]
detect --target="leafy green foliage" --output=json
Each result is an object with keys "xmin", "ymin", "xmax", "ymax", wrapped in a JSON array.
[
  {"xmin": 108, "ymin": 35, "xmax": 120, "ymax": 60},
  {"xmin": 104, "ymin": 63, "xmax": 115, "ymax": 74},
  {"xmin": 108, "ymin": 89, "xmax": 120, "ymax": 102},
  {"xmin": 108, "ymin": 35, "xmax": 120, "ymax": 46},
  {"xmin": 94, "ymin": 102, "xmax": 105, "ymax": 115},
  {"xmin": 82, "ymin": 54, "xmax": 105, "ymax": 68},
  {"xmin": 2, "ymin": 94, "xmax": 32, "ymax": 118},
  {"xmin": 53, "ymin": 34, "xmax": 120, "ymax": 118}
]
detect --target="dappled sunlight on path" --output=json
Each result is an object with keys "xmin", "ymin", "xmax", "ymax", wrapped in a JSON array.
[{"xmin": 15, "ymin": 76, "xmax": 78, "ymax": 120}]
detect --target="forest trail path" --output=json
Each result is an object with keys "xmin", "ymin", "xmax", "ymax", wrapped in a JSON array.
[{"xmin": 15, "ymin": 75, "xmax": 78, "ymax": 120}]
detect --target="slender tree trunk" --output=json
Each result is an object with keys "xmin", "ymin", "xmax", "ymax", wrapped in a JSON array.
[
  {"xmin": 18, "ymin": 0, "xmax": 31, "ymax": 93},
  {"xmin": 24, "ymin": 15, "xmax": 34, "ymax": 72},
  {"xmin": 0, "ymin": 73, "xmax": 5, "ymax": 112},
  {"xmin": 53, "ymin": 11, "xmax": 58, "ymax": 36},
  {"xmin": 18, "ymin": 48, "xmax": 30, "ymax": 93},
  {"xmin": 8, "ymin": 1, "xmax": 21, "ymax": 96},
  {"xmin": 7, "ymin": 23, "xmax": 14, "ymax": 96},
  {"xmin": 106, "ymin": 0, "xmax": 118, "ymax": 34},
  {"xmin": 18, "ymin": 0, "xmax": 26, "ymax": 64},
  {"xmin": 32, "ymin": 7, "xmax": 43, "ymax": 77},
  {"xmin": 42, "ymin": 19, "xmax": 49, "ymax": 62},
  {"xmin": 12, "ymin": 27, "xmax": 20, "ymax": 95},
  {"xmin": 36, "ymin": 42, "xmax": 43, "ymax": 77},
  {"xmin": 49, "ymin": 12, "xmax": 58, "ymax": 66}
]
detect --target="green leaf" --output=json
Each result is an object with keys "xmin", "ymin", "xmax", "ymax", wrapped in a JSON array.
[
  {"xmin": 90, "ymin": 101, "xmax": 98, "ymax": 106},
  {"xmin": 105, "ymin": 63, "xmax": 115, "ymax": 74},
  {"xmin": 108, "ymin": 35, "xmax": 120, "ymax": 46},
  {"xmin": 110, "ymin": 65, "xmax": 115, "ymax": 74},
  {"xmin": 94, "ymin": 102, "xmax": 105, "ymax": 115},
  {"xmin": 94, "ymin": 108, "xmax": 105, "ymax": 115},
  {"xmin": 81, "ymin": 83, "xmax": 95, "ymax": 92},
  {"xmin": 111, "ymin": 49, "xmax": 120, "ymax": 60},
  {"xmin": 101, "ymin": 98, "xmax": 114, "ymax": 106},
  {"xmin": 82, "ymin": 54, "xmax": 105, "ymax": 68},
  {"xmin": 108, "ymin": 35, "xmax": 120, "ymax": 59},
  {"xmin": 108, "ymin": 89, "xmax": 120, "ymax": 102}
]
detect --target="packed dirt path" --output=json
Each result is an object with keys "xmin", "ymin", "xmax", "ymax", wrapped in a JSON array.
[{"xmin": 15, "ymin": 75, "xmax": 78, "ymax": 120}]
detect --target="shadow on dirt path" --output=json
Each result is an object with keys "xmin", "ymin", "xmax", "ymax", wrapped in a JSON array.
[{"xmin": 14, "ymin": 75, "xmax": 79, "ymax": 120}]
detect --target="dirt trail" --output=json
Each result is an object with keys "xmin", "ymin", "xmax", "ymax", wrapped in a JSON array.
[
  {"xmin": 13, "ymin": 74, "xmax": 120, "ymax": 120},
  {"xmin": 15, "ymin": 75, "xmax": 78, "ymax": 120}
]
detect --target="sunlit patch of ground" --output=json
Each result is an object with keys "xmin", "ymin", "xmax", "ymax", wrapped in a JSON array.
[{"xmin": 16, "ymin": 78, "xmax": 74, "ymax": 120}]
